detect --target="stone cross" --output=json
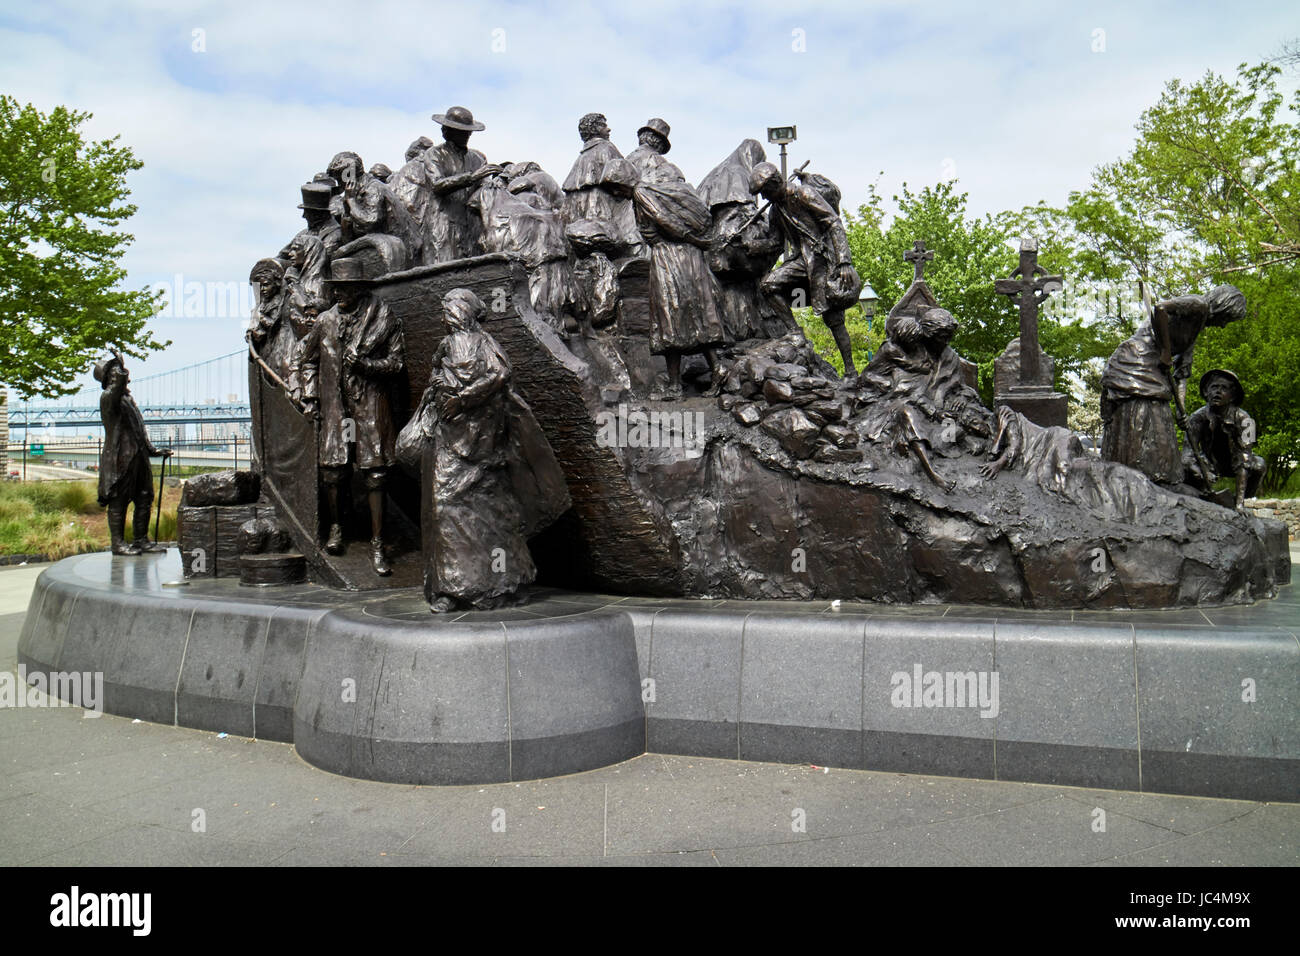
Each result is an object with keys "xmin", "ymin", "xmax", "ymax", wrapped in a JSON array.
[
  {"xmin": 994, "ymin": 237, "xmax": 1063, "ymax": 386},
  {"xmin": 903, "ymin": 240, "xmax": 934, "ymax": 283}
]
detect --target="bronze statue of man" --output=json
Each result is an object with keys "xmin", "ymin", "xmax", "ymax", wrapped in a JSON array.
[
  {"xmin": 749, "ymin": 161, "xmax": 863, "ymax": 378},
  {"xmin": 278, "ymin": 180, "xmax": 343, "ymax": 262},
  {"xmin": 412, "ymin": 106, "xmax": 498, "ymax": 264},
  {"xmin": 293, "ymin": 258, "xmax": 405, "ymax": 576},
  {"xmin": 561, "ymin": 112, "xmax": 641, "ymax": 255},
  {"xmin": 95, "ymin": 353, "xmax": 172, "ymax": 555}
]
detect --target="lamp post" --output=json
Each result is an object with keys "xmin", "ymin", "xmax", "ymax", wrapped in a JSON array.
[
  {"xmin": 767, "ymin": 126, "xmax": 797, "ymax": 180},
  {"xmin": 858, "ymin": 284, "xmax": 878, "ymax": 327}
]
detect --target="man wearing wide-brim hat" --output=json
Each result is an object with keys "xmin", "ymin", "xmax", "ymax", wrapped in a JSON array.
[
  {"xmin": 403, "ymin": 105, "xmax": 499, "ymax": 265},
  {"xmin": 292, "ymin": 257, "xmax": 405, "ymax": 575},
  {"xmin": 1181, "ymin": 367, "xmax": 1266, "ymax": 512},
  {"xmin": 94, "ymin": 351, "xmax": 173, "ymax": 555}
]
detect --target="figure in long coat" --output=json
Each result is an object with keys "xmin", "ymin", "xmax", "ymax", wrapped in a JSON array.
[
  {"xmin": 699, "ymin": 138, "xmax": 787, "ymax": 342},
  {"xmin": 400, "ymin": 289, "xmax": 569, "ymax": 613},
  {"xmin": 293, "ymin": 258, "xmax": 405, "ymax": 576},
  {"xmin": 95, "ymin": 353, "xmax": 172, "ymax": 555},
  {"xmin": 627, "ymin": 118, "xmax": 727, "ymax": 398},
  {"xmin": 411, "ymin": 107, "xmax": 497, "ymax": 264},
  {"xmin": 561, "ymin": 112, "xmax": 642, "ymax": 256}
]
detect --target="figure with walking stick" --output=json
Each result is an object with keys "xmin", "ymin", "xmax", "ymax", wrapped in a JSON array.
[{"xmin": 94, "ymin": 351, "xmax": 173, "ymax": 555}]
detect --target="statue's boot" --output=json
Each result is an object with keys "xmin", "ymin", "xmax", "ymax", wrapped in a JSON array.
[
  {"xmin": 108, "ymin": 505, "xmax": 141, "ymax": 556},
  {"xmin": 131, "ymin": 502, "xmax": 165, "ymax": 552},
  {"xmin": 428, "ymin": 595, "xmax": 456, "ymax": 614},
  {"xmin": 324, "ymin": 523, "xmax": 344, "ymax": 555},
  {"xmin": 370, "ymin": 537, "xmax": 392, "ymax": 577}
]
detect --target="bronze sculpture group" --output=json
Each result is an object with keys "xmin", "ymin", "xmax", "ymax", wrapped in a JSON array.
[{"xmin": 101, "ymin": 104, "xmax": 1279, "ymax": 611}]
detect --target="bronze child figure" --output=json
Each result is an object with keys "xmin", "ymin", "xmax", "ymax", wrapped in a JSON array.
[{"xmin": 1181, "ymin": 368, "xmax": 1266, "ymax": 514}]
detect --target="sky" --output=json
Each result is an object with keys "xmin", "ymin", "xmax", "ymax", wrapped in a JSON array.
[{"xmin": 2, "ymin": 0, "xmax": 1297, "ymax": 395}]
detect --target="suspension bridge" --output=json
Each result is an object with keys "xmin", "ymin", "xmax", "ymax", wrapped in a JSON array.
[{"xmin": 9, "ymin": 351, "xmax": 253, "ymax": 430}]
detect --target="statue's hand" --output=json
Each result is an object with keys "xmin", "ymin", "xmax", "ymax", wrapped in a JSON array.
[
  {"xmin": 438, "ymin": 394, "xmax": 463, "ymax": 419},
  {"xmin": 161, "ymin": 449, "xmax": 173, "ymax": 459},
  {"xmin": 979, "ymin": 458, "xmax": 1005, "ymax": 480}
]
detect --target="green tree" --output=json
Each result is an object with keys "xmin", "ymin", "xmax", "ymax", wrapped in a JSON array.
[
  {"xmin": 844, "ymin": 179, "xmax": 1123, "ymax": 405},
  {"xmin": 0, "ymin": 96, "xmax": 165, "ymax": 398},
  {"xmin": 845, "ymin": 180, "xmax": 1016, "ymax": 400},
  {"xmin": 1044, "ymin": 62, "xmax": 1300, "ymax": 491}
]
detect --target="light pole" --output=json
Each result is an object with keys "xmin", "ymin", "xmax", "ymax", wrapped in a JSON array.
[{"xmin": 767, "ymin": 126, "xmax": 797, "ymax": 180}]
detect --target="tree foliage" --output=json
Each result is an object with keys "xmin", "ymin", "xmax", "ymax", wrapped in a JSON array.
[
  {"xmin": 844, "ymin": 180, "xmax": 1122, "ymax": 404},
  {"xmin": 0, "ymin": 96, "xmax": 165, "ymax": 398},
  {"xmin": 1035, "ymin": 62, "xmax": 1300, "ymax": 491}
]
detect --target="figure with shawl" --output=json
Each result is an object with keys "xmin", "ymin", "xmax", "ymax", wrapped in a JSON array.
[
  {"xmin": 399, "ymin": 289, "xmax": 570, "ymax": 613},
  {"xmin": 1100, "ymin": 284, "xmax": 1246, "ymax": 484},
  {"xmin": 469, "ymin": 163, "xmax": 573, "ymax": 331},
  {"xmin": 698, "ymin": 138, "xmax": 789, "ymax": 342},
  {"xmin": 627, "ymin": 118, "xmax": 727, "ymax": 398},
  {"xmin": 855, "ymin": 308, "xmax": 990, "ymax": 491}
]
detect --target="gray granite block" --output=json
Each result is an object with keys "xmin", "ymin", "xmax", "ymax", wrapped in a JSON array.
[
  {"xmin": 253, "ymin": 605, "xmax": 322, "ymax": 742},
  {"xmin": 643, "ymin": 608, "xmax": 748, "ymax": 732},
  {"xmin": 176, "ymin": 600, "xmax": 269, "ymax": 737},
  {"xmin": 862, "ymin": 618, "xmax": 998, "ymax": 767},
  {"xmin": 738, "ymin": 613, "xmax": 865, "ymax": 767},
  {"xmin": 504, "ymin": 613, "xmax": 644, "ymax": 779},
  {"xmin": 293, "ymin": 611, "xmax": 510, "ymax": 784},
  {"xmin": 1135, "ymin": 625, "xmax": 1298, "ymax": 800}
]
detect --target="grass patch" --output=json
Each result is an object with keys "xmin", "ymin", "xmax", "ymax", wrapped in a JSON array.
[{"xmin": 0, "ymin": 480, "xmax": 182, "ymax": 558}]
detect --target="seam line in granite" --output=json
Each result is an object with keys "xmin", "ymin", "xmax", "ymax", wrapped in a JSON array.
[
  {"xmin": 502, "ymin": 622, "xmax": 512, "ymax": 781},
  {"xmin": 991, "ymin": 620, "xmax": 998, "ymax": 781},
  {"xmin": 173, "ymin": 607, "xmax": 197, "ymax": 727},
  {"xmin": 251, "ymin": 611, "xmax": 275, "ymax": 740},
  {"xmin": 859, "ymin": 616, "xmax": 868, "ymax": 770},
  {"xmin": 26, "ymin": 575, "xmax": 50, "ymax": 661},
  {"xmin": 1131, "ymin": 623, "xmax": 1143, "ymax": 793},
  {"xmin": 644, "ymin": 607, "xmax": 665, "ymax": 754},
  {"xmin": 737, "ymin": 612, "xmax": 754, "ymax": 760},
  {"xmin": 53, "ymin": 587, "xmax": 77, "ymax": 674}
]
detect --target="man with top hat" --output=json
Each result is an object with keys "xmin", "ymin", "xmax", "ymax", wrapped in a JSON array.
[
  {"xmin": 415, "ymin": 106, "xmax": 499, "ymax": 264},
  {"xmin": 292, "ymin": 257, "xmax": 405, "ymax": 576},
  {"xmin": 278, "ymin": 180, "xmax": 343, "ymax": 262},
  {"xmin": 94, "ymin": 352, "xmax": 172, "ymax": 555},
  {"xmin": 1181, "ymin": 368, "xmax": 1266, "ymax": 513}
]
